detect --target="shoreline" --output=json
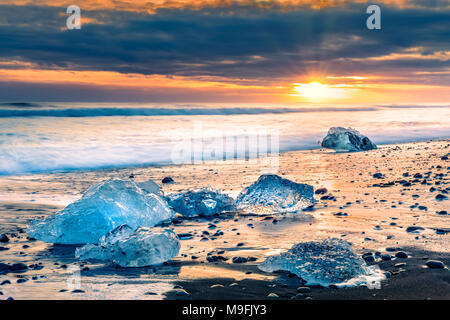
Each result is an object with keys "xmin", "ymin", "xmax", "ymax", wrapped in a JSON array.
[{"xmin": 1, "ymin": 137, "xmax": 449, "ymax": 179}]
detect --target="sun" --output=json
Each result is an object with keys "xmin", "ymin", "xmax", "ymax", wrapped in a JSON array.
[{"xmin": 293, "ymin": 82, "xmax": 349, "ymax": 100}]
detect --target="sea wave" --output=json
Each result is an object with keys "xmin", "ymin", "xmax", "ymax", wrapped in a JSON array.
[{"xmin": 0, "ymin": 106, "xmax": 381, "ymax": 118}]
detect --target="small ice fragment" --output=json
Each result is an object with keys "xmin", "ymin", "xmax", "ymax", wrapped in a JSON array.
[
  {"xmin": 321, "ymin": 127, "xmax": 377, "ymax": 152},
  {"xmin": 27, "ymin": 179, "xmax": 174, "ymax": 244},
  {"xmin": 258, "ymin": 238, "xmax": 384, "ymax": 288},
  {"xmin": 75, "ymin": 225, "xmax": 180, "ymax": 267},
  {"xmin": 166, "ymin": 187, "xmax": 235, "ymax": 217},
  {"xmin": 235, "ymin": 174, "xmax": 314, "ymax": 213}
]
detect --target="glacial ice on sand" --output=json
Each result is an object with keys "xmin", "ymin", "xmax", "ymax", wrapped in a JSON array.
[
  {"xmin": 235, "ymin": 174, "xmax": 314, "ymax": 213},
  {"xmin": 166, "ymin": 187, "xmax": 235, "ymax": 217},
  {"xmin": 258, "ymin": 238, "xmax": 385, "ymax": 288},
  {"xmin": 321, "ymin": 127, "xmax": 377, "ymax": 152},
  {"xmin": 27, "ymin": 179, "xmax": 174, "ymax": 244},
  {"xmin": 75, "ymin": 225, "xmax": 180, "ymax": 267}
]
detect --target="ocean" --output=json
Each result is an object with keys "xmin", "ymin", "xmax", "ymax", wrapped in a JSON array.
[{"xmin": 0, "ymin": 102, "xmax": 449, "ymax": 175}]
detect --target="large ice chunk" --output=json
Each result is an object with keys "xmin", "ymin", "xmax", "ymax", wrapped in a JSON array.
[
  {"xmin": 258, "ymin": 238, "xmax": 384, "ymax": 288},
  {"xmin": 166, "ymin": 187, "xmax": 235, "ymax": 217},
  {"xmin": 321, "ymin": 127, "xmax": 377, "ymax": 152},
  {"xmin": 27, "ymin": 179, "xmax": 174, "ymax": 244},
  {"xmin": 235, "ymin": 174, "xmax": 314, "ymax": 213},
  {"xmin": 75, "ymin": 225, "xmax": 180, "ymax": 267}
]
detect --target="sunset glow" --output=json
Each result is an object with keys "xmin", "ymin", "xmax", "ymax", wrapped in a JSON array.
[
  {"xmin": 293, "ymin": 82, "xmax": 352, "ymax": 101},
  {"xmin": 0, "ymin": 0, "xmax": 448, "ymax": 103}
]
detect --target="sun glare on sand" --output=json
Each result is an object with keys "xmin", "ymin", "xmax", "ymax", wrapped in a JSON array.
[{"xmin": 293, "ymin": 82, "xmax": 349, "ymax": 100}]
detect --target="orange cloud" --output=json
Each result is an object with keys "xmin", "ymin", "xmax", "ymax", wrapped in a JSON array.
[
  {"xmin": 4, "ymin": 1, "xmax": 427, "ymax": 14},
  {"xmin": 1, "ymin": 66, "xmax": 448, "ymax": 104}
]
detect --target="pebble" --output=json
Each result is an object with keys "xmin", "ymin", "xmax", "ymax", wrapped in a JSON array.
[
  {"xmin": 395, "ymin": 252, "xmax": 408, "ymax": 259},
  {"xmin": 426, "ymin": 260, "xmax": 445, "ymax": 269},
  {"xmin": 436, "ymin": 194, "xmax": 448, "ymax": 201},
  {"xmin": 297, "ymin": 287, "xmax": 311, "ymax": 294},
  {"xmin": 166, "ymin": 288, "xmax": 190, "ymax": 297},
  {"xmin": 232, "ymin": 256, "xmax": 248, "ymax": 264},
  {"xmin": 267, "ymin": 293, "xmax": 279, "ymax": 298},
  {"xmin": 315, "ymin": 188, "xmax": 328, "ymax": 195},
  {"xmin": 381, "ymin": 254, "xmax": 392, "ymax": 261},
  {"xmin": 10, "ymin": 263, "xmax": 28, "ymax": 272},
  {"xmin": 406, "ymin": 226, "xmax": 424, "ymax": 233},
  {"xmin": 162, "ymin": 177, "xmax": 174, "ymax": 184},
  {"xmin": 72, "ymin": 289, "xmax": 85, "ymax": 293},
  {"xmin": 291, "ymin": 293, "xmax": 305, "ymax": 300}
]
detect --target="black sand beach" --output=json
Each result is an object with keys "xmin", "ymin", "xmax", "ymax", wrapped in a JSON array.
[{"xmin": 0, "ymin": 140, "xmax": 449, "ymax": 300}]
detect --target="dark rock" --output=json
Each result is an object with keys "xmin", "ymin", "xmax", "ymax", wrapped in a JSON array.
[
  {"xmin": 297, "ymin": 287, "xmax": 311, "ymax": 294},
  {"xmin": 165, "ymin": 288, "xmax": 190, "ymax": 297},
  {"xmin": 10, "ymin": 263, "xmax": 28, "ymax": 272},
  {"xmin": 232, "ymin": 256, "xmax": 248, "ymax": 264},
  {"xmin": 435, "ymin": 228, "xmax": 450, "ymax": 235},
  {"xmin": 0, "ymin": 234, "xmax": 9, "ymax": 243},
  {"xmin": 177, "ymin": 233, "xmax": 193, "ymax": 240},
  {"xmin": 381, "ymin": 254, "xmax": 392, "ymax": 261},
  {"xmin": 162, "ymin": 177, "xmax": 174, "ymax": 184},
  {"xmin": 436, "ymin": 194, "xmax": 448, "ymax": 201},
  {"xmin": 71, "ymin": 289, "xmax": 85, "ymax": 293},
  {"xmin": 406, "ymin": 226, "xmax": 424, "ymax": 233},
  {"xmin": 395, "ymin": 252, "xmax": 408, "ymax": 259},
  {"xmin": 426, "ymin": 260, "xmax": 445, "ymax": 269},
  {"xmin": 291, "ymin": 293, "xmax": 306, "ymax": 300},
  {"xmin": 315, "ymin": 188, "xmax": 328, "ymax": 195},
  {"xmin": 362, "ymin": 254, "xmax": 375, "ymax": 263}
]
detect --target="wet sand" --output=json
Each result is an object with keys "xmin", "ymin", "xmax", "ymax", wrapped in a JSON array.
[{"xmin": 0, "ymin": 139, "xmax": 449, "ymax": 300}]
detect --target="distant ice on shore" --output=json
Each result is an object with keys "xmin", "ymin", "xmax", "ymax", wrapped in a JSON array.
[
  {"xmin": 27, "ymin": 179, "xmax": 174, "ymax": 244},
  {"xmin": 321, "ymin": 127, "xmax": 377, "ymax": 152}
]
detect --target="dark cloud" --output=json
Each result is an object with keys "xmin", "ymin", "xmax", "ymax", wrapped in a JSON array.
[{"xmin": 0, "ymin": 3, "xmax": 448, "ymax": 83}]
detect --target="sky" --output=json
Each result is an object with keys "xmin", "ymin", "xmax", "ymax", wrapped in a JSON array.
[{"xmin": 0, "ymin": 0, "xmax": 449, "ymax": 103}]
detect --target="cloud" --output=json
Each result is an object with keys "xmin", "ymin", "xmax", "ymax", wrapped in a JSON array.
[{"xmin": 0, "ymin": 1, "xmax": 448, "ymax": 101}]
